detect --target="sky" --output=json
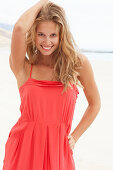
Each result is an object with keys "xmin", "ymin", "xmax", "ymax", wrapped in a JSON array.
[{"xmin": 0, "ymin": 0, "xmax": 113, "ymax": 50}]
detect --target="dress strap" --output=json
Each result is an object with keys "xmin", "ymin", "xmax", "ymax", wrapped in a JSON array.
[{"xmin": 30, "ymin": 64, "xmax": 32, "ymax": 78}]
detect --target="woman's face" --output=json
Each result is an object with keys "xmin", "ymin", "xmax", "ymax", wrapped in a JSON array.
[{"xmin": 36, "ymin": 21, "xmax": 60, "ymax": 56}]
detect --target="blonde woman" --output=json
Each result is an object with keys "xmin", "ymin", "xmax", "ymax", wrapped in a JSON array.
[{"xmin": 3, "ymin": 0, "xmax": 101, "ymax": 170}]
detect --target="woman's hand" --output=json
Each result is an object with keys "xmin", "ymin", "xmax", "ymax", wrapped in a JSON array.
[
  {"xmin": 40, "ymin": 0, "xmax": 49, "ymax": 7},
  {"xmin": 40, "ymin": 0, "xmax": 49, "ymax": 3},
  {"xmin": 68, "ymin": 134, "xmax": 77, "ymax": 150}
]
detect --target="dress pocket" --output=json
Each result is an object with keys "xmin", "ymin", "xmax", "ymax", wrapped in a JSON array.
[
  {"xmin": 3, "ymin": 121, "xmax": 29, "ymax": 168},
  {"xmin": 4, "ymin": 130, "xmax": 22, "ymax": 165}
]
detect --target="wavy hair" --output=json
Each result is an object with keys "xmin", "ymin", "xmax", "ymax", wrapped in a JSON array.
[{"xmin": 26, "ymin": 1, "xmax": 84, "ymax": 94}]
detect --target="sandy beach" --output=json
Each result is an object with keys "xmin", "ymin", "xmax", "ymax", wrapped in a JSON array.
[{"xmin": 0, "ymin": 28, "xmax": 113, "ymax": 170}]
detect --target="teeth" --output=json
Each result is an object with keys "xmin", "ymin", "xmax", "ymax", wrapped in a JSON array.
[
  {"xmin": 42, "ymin": 46, "xmax": 52, "ymax": 50},
  {"xmin": 44, "ymin": 47, "xmax": 51, "ymax": 49}
]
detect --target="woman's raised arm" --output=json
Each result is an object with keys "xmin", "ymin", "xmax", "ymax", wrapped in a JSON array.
[{"xmin": 9, "ymin": 0, "xmax": 48, "ymax": 78}]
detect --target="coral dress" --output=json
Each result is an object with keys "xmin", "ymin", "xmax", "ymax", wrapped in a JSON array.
[{"xmin": 3, "ymin": 64, "xmax": 79, "ymax": 170}]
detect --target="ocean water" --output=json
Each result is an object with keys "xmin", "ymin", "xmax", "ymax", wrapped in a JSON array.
[
  {"xmin": 83, "ymin": 52, "xmax": 113, "ymax": 61},
  {"xmin": 0, "ymin": 46, "xmax": 113, "ymax": 61}
]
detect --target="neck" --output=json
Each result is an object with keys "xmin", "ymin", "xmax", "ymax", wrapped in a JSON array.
[{"xmin": 38, "ymin": 52, "xmax": 53, "ymax": 67}]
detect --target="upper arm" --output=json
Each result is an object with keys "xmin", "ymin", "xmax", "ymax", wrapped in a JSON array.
[
  {"xmin": 77, "ymin": 54, "xmax": 101, "ymax": 107},
  {"xmin": 9, "ymin": 24, "xmax": 27, "ymax": 78}
]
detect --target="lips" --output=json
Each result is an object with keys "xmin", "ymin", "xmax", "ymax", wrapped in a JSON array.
[{"xmin": 41, "ymin": 45, "xmax": 54, "ymax": 50}]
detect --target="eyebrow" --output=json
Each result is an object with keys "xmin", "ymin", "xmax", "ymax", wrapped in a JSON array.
[{"xmin": 37, "ymin": 32, "xmax": 57, "ymax": 35}]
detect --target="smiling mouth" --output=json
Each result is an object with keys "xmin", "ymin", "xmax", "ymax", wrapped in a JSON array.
[{"xmin": 41, "ymin": 45, "xmax": 54, "ymax": 51}]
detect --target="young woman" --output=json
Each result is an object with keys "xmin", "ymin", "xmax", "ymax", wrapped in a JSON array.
[{"xmin": 3, "ymin": 0, "xmax": 101, "ymax": 170}]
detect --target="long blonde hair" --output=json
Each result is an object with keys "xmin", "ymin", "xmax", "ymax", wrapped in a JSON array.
[{"xmin": 26, "ymin": 1, "xmax": 83, "ymax": 94}]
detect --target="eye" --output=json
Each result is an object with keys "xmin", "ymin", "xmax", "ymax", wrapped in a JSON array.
[
  {"xmin": 51, "ymin": 33, "xmax": 56, "ymax": 37},
  {"xmin": 38, "ymin": 33, "xmax": 44, "ymax": 36}
]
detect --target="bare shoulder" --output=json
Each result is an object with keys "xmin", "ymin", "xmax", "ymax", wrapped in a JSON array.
[
  {"xmin": 17, "ymin": 57, "xmax": 30, "ymax": 77},
  {"xmin": 76, "ymin": 53, "xmax": 101, "ymax": 106},
  {"xmin": 78, "ymin": 52, "xmax": 91, "ymax": 68},
  {"xmin": 77, "ymin": 52, "xmax": 95, "ymax": 82},
  {"xmin": 9, "ymin": 56, "xmax": 31, "ymax": 89},
  {"xmin": 76, "ymin": 52, "xmax": 96, "ymax": 93},
  {"xmin": 17, "ymin": 57, "xmax": 31, "ymax": 89}
]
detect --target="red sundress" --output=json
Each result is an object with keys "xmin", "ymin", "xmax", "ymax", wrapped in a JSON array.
[{"xmin": 2, "ymin": 63, "xmax": 79, "ymax": 170}]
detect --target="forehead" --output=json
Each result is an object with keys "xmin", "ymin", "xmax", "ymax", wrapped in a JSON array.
[{"xmin": 36, "ymin": 21, "xmax": 59, "ymax": 33}]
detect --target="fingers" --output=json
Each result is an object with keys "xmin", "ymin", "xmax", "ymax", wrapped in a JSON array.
[{"xmin": 67, "ymin": 134, "xmax": 76, "ymax": 150}]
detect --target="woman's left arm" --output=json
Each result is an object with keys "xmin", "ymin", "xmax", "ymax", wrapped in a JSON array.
[{"xmin": 70, "ymin": 54, "xmax": 101, "ymax": 146}]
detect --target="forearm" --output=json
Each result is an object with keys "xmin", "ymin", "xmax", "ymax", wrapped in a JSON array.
[
  {"xmin": 14, "ymin": 0, "xmax": 47, "ymax": 34},
  {"xmin": 71, "ymin": 104, "xmax": 101, "ymax": 142}
]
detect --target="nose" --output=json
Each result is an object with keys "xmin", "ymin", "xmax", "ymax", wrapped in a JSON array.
[{"xmin": 43, "ymin": 36, "xmax": 52, "ymax": 46}]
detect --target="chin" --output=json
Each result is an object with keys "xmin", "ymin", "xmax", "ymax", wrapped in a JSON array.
[{"xmin": 40, "ymin": 52, "xmax": 54, "ymax": 56}]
